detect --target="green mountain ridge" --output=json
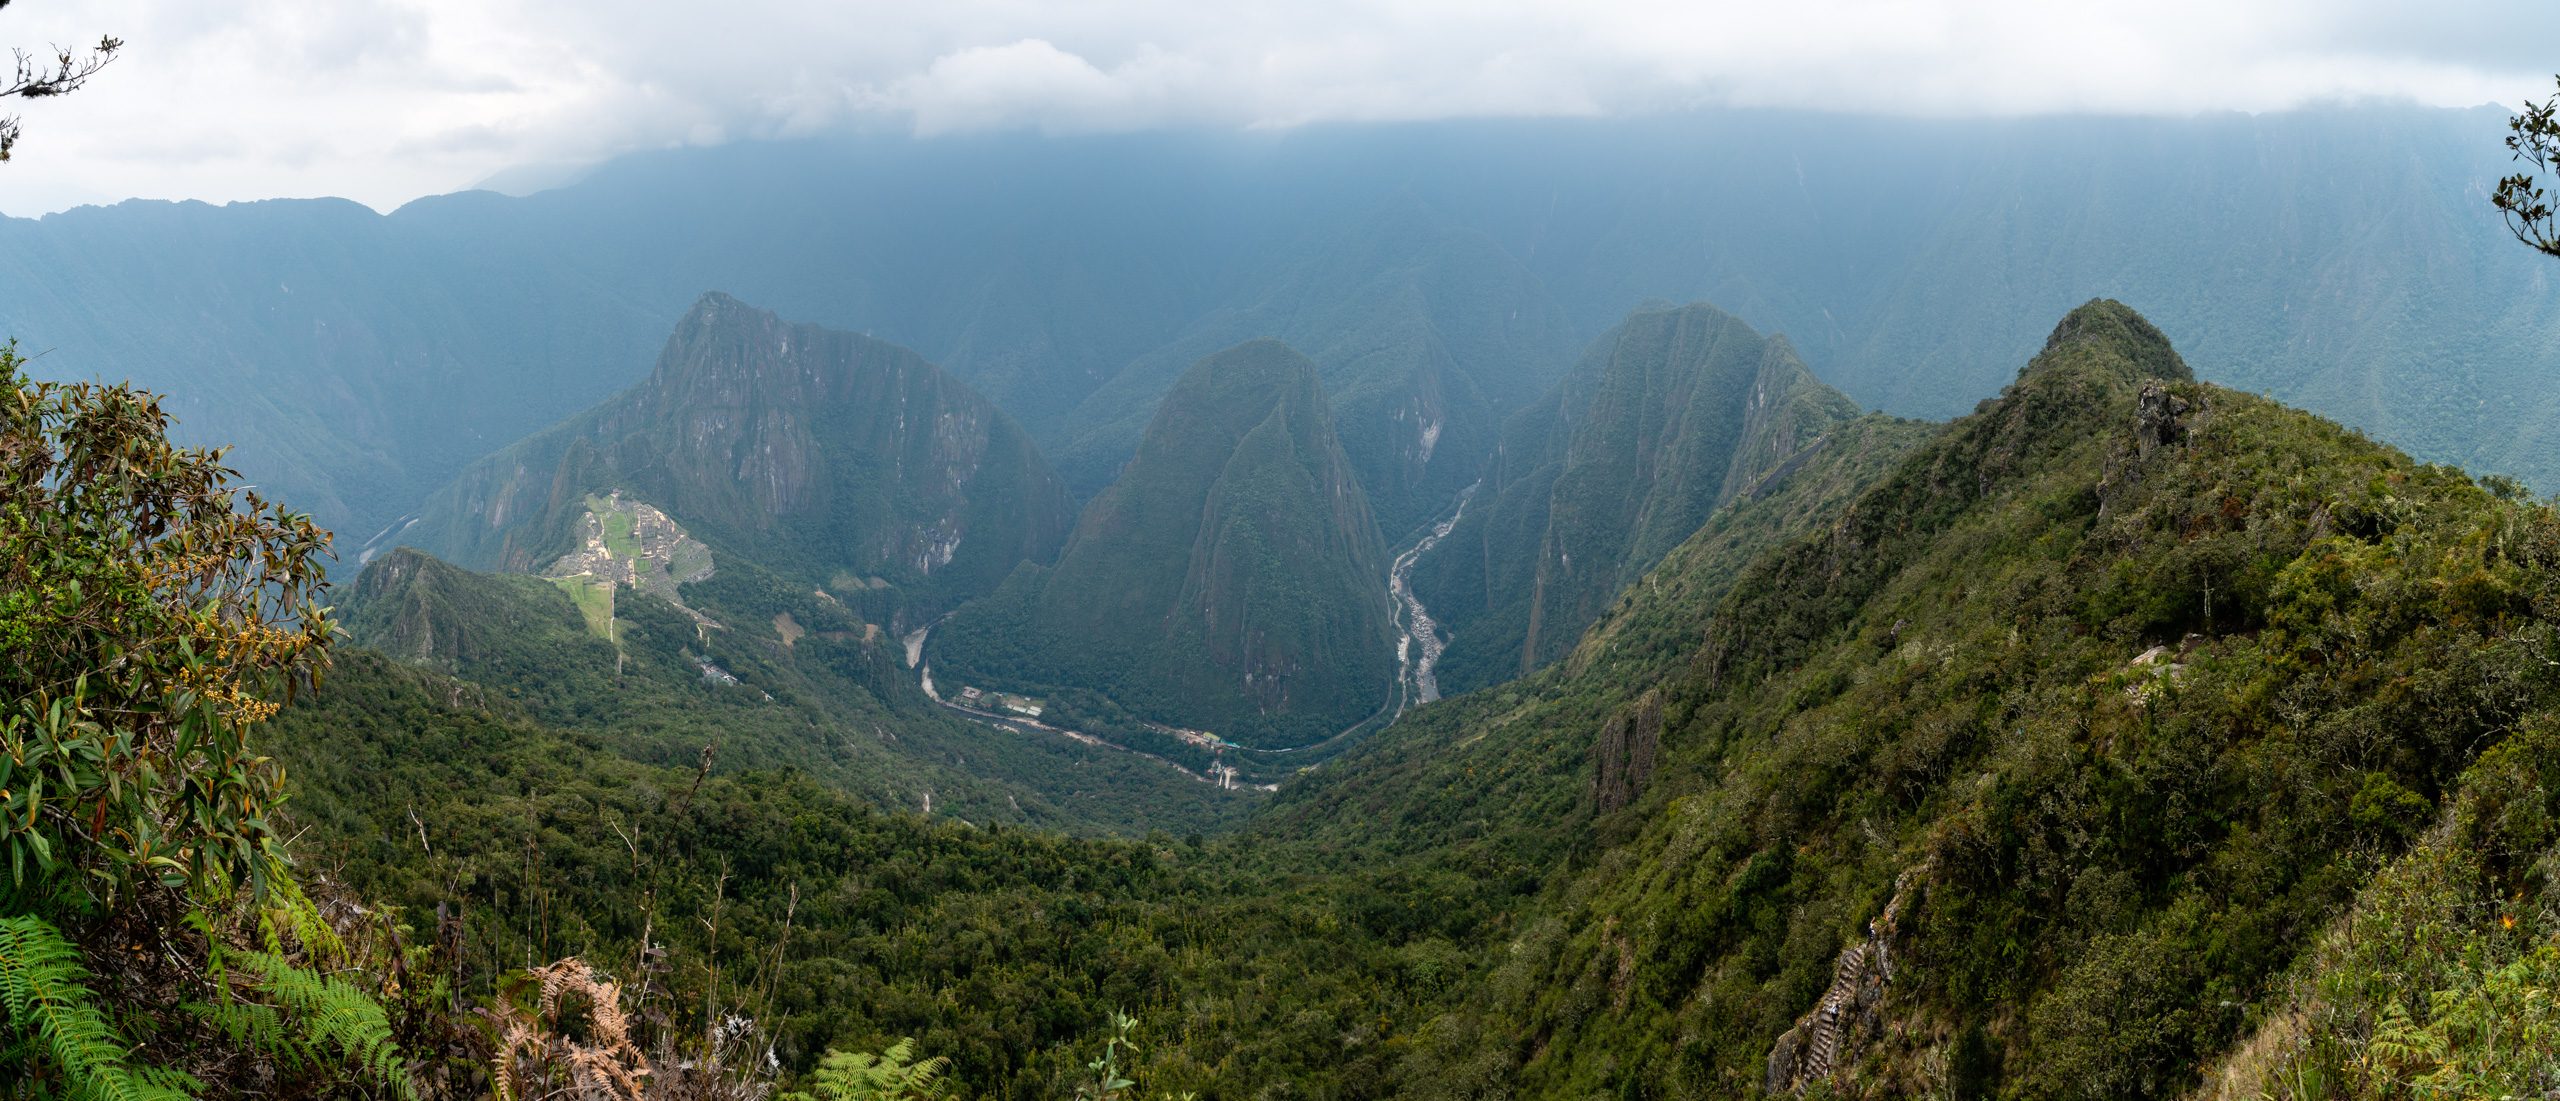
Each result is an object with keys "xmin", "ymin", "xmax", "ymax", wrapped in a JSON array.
[
  {"xmin": 249, "ymin": 299, "xmax": 2560, "ymax": 1099},
  {"xmin": 1414, "ymin": 301, "xmax": 1868, "ymax": 695},
  {"xmin": 932, "ymin": 339, "xmax": 1397, "ymax": 750},
  {"xmin": 1318, "ymin": 300, "xmax": 2560, "ymax": 1097},
  {"xmin": 399, "ymin": 292, "xmax": 1074, "ymax": 631}
]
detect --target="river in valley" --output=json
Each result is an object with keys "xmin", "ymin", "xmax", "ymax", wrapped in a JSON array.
[{"xmin": 1388, "ymin": 482, "xmax": 1476, "ymax": 715}]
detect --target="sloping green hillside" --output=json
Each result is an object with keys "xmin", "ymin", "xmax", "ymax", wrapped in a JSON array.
[
  {"xmin": 1413, "ymin": 302, "xmax": 1869, "ymax": 695},
  {"xmin": 343, "ymin": 546, "xmax": 1243, "ymax": 837},
  {"xmin": 1351, "ymin": 301, "xmax": 2560, "ymax": 1098},
  {"xmin": 271, "ymin": 653, "xmax": 1415, "ymax": 1099},
  {"xmin": 400, "ymin": 292, "xmax": 1074, "ymax": 631},
  {"xmin": 933, "ymin": 339, "xmax": 1397, "ymax": 750}
]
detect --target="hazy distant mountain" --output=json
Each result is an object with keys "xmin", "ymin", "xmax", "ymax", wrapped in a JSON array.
[
  {"xmin": 8, "ymin": 106, "xmax": 2557, "ymax": 547},
  {"xmin": 932, "ymin": 340, "xmax": 1395, "ymax": 749},
  {"xmin": 1411, "ymin": 302, "xmax": 1866, "ymax": 694},
  {"xmin": 0, "ymin": 196, "xmax": 663, "ymax": 538},
  {"xmin": 401, "ymin": 293, "xmax": 1073, "ymax": 629},
  {"xmin": 1046, "ymin": 200, "xmax": 1575, "ymax": 538}
]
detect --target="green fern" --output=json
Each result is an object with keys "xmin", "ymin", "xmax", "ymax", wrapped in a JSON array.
[
  {"xmin": 782, "ymin": 1038, "xmax": 952, "ymax": 1101},
  {"xmin": 0, "ymin": 914, "xmax": 197, "ymax": 1101},
  {"xmin": 251, "ymin": 876, "xmax": 345, "ymax": 963},
  {"xmin": 189, "ymin": 946, "xmax": 411, "ymax": 1098}
]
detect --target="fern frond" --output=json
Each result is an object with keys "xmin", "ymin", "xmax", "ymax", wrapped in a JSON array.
[
  {"xmin": 252, "ymin": 874, "xmax": 345, "ymax": 963},
  {"xmin": 188, "ymin": 996, "xmax": 307, "ymax": 1068},
  {"xmin": 0, "ymin": 914, "xmax": 194, "ymax": 1101},
  {"xmin": 204, "ymin": 946, "xmax": 412, "ymax": 1099},
  {"xmin": 784, "ymin": 1038, "xmax": 952, "ymax": 1101}
]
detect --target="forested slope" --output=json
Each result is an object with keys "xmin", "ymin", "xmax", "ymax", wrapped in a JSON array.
[
  {"xmin": 1363, "ymin": 301, "xmax": 2560, "ymax": 1097},
  {"xmin": 933, "ymin": 340, "xmax": 1396, "ymax": 750},
  {"xmin": 343, "ymin": 546, "xmax": 1242, "ymax": 837}
]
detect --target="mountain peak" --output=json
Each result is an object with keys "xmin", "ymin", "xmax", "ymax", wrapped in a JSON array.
[
  {"xmin": 399, "ymin": 296, "xmax": 1074, "ymax": 628},
  {"xmin": 1143, "ymin": 339, "xmax": 1330, "ymax": 458},
  {"xmin": 2029, "ymin": 298, "xmax": 2192, "ymax": 384},
  {"xmin": 686, "ymin": 289, "xmax": 751, "ymax": 316},
  {"xmin": 666, "ymin": 290, "xmax": 772, "ymax": 346},
  {"xmin": 1188, "ymin": 338, "xmax": 1321, "ymax": 388}
]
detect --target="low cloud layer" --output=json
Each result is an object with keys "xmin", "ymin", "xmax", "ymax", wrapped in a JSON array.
[{"xmin": 2, "ymin": 0, "xmax": 2551, "ymax": 214}]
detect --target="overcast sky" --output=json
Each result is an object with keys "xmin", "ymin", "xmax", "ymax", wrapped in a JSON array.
[{"xmin": 1, "ymin": 0, "xmax": 2552, "ymax": 215}]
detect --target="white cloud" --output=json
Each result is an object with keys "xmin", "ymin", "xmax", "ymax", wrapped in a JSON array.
[
  {"xmin": 0, "ymin": 0, "xmax": 2549, "ymax": 215},
  {"xmin": 891, "ymin": 40, "xmax": 1221, "ymax": 135}
]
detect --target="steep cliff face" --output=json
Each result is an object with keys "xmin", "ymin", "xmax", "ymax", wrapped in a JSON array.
[
  {"xmin": 400, "ymin": 293, "xmax": 1074, "ymax": 626},
  {"xmin": 934, "ymin": 339, "xmax": 1396, "ymax": 749},
  {"xmin": 1414, "ymin": 302, "xmax": 1864, "ymax": 695}
]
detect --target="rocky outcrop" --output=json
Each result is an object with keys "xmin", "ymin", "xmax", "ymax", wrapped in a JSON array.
[
  {"xmin": 2135, "ymin": 381, "xmax": 2199, "ymax": 457},
  {"xmin": 1593, "ymin": 690, "xmax": 1663, "ymax": 813},
  {"xmin": 1766, "ymin": 866, "xmax": 1925, "ymax": 1095}
]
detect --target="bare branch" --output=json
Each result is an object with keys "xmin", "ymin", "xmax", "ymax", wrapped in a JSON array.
[{"xmin": 0, "ymin": 31, "xmax": 122, "ymax": 162}]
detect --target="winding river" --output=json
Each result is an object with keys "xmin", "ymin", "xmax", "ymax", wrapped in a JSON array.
[{"xmin": 1388, "ymin": 481, "xmax": 1476, "ymax": 715}]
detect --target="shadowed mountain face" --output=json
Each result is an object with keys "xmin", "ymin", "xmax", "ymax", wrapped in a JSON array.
[
  {"xmin": 1413, "ymin": 302, "xmax": 1865, "ymax": 694},
  {"xmin": 399, "ymin": 293, "xmax": 1073, "ymax": 629},
  {"xmin": 932, "ymin": 339, "xmax": 1395, "ymax": 750},
  {"xmin": 1045, "ymin": 201, "xmax": 1576, "ymax": 538}
]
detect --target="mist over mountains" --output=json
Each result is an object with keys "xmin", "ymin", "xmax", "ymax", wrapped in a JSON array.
[{"xmin": 5, "ymin": 105, "xmax": 2551, "ymax": 548}]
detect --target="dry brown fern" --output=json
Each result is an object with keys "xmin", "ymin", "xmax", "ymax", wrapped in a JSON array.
[
  {"xmin": 480, "ymin": 956, "xmax": 778, "ymax": 1101},
  {"xmin": 489, "ymin": 957, "xmax": 654, "ymax": 1101}
]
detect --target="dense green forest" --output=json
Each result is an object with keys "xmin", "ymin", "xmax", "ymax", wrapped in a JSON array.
[{"xmin": 269, "ymin": 653, "xmax": 1435, "ymax": 1098}]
